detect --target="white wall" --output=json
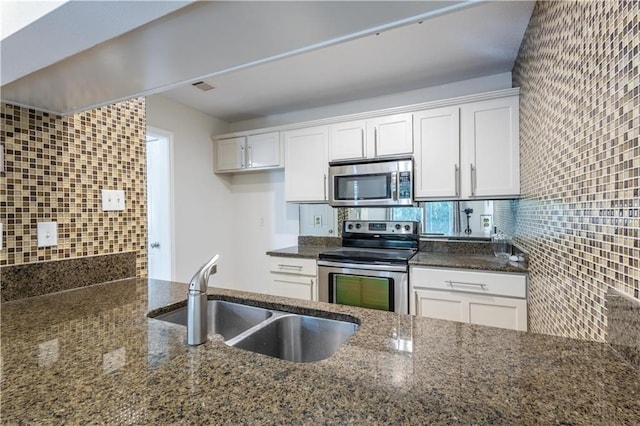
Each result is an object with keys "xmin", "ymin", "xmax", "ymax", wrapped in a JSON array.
[
  {"xmin": 228, "ymin": 72, "xmax": 512, "ymax": 132},
  {"xmin": 146, "ymin": 94, "xmax": 235, "ymax": 287},
  {"xmin": 230, "ymin": 170, "xmax": 299, "ymax": 294}
]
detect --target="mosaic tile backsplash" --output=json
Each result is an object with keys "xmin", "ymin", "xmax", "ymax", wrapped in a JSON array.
[
  {"xmin": 497, "ymin": 1, "xmax": 639, "ymax": 341},
  {"xmin": 0, "ymin": 99, "xmax": 148, "ymax": 286}
]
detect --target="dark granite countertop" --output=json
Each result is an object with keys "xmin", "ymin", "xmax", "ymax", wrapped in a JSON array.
[
  {"xmin": 266, "ymin": 244, "xmax": 336, "ymax": 259},
  {"xmin": 268, "ymin": 245, "xmax": 529, "ymax": 273},
  {"xmin": 410, "ymin": 252, "xmax": 529, "ymax": 273},
  {"xmin": 2, "ymin": 278, "xmax": 638, "ymax": 424}
]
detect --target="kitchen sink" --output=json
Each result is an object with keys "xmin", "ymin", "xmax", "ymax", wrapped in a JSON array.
[
  {"xmin": 153, "ymin": 300, "xmax": 273, "ymax": 340},
  {"xmin": 227, "ymin": 314, "xmax": 358, "ymax": 363},
  {"xmin": 151, "ymin": 299, "xmax": 358, "ymax": 362}
]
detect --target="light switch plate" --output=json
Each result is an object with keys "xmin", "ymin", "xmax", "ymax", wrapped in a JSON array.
[
  {"xmin": 37, "ymin": 222, "xmax": 57, "ymax": 247},
  {"xmin": 101, "ymin": 189, "xmax": 112, "ymax": 211},
  {"xmin": 102, "ymin": 189, "xmax": 126, "ymax": 211},
  {"xmin": 113, "ymin": 189, "xmax": 125, "ymax": 211}
]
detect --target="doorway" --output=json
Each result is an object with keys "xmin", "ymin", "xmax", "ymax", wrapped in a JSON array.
[{"xmin": 146, "ymin": 127, "xmax": 174, "ymax": 280}]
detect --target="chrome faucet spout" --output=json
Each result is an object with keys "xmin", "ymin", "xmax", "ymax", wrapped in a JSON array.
[{"xmin": 187, "ymin": 254, "xmax": 219, "ymax": 345}]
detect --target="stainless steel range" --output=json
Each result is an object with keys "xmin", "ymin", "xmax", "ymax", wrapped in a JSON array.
[{"xmin": 317, "ymin": 220, "xmax": 419, "ymax": 314}]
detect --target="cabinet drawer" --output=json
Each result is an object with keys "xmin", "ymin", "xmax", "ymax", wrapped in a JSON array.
[
  {"xmin": 410, "ymin": 266, "xmax": 526, "ymax": 299},
  {"xmin": 269, "ymin": 256, "xmax": 317, "ymax": 276},
  {"xmin": 271, "ymin": 273, "xmax": 316, "ymax": 301}
]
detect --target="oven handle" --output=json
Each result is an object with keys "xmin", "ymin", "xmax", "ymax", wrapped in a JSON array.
[{"xmin": 317, "ymin": 260, "xmax": 407, "ymax": 273}]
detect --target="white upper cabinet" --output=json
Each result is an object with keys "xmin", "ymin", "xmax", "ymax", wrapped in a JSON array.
[
  {"xmin": 284, "ymin": 126, "xmax": 329, "ymax": 202},
  {"xmin": 215, "ymin": 136, "xmax": 246, "ymax": 172},
  {"xmin": 247, "ymin": 132, "xmax": 281, "ymax": 169},
  {"xmin": 329, "ymin": 114, "xmax": 413, "ymax": 161},
  {"xmin": 461, "ymin": 96, "xmax": 520, "ymax": 198},
  {"xmin": 214, "ymin": 132, "xmax": 281, "ymax": 173},
  {"xmin": 366, "ymin": 113, "xmax": 413, "ymax": 157},
  {"xmin": 414, "ymin": 94, "xmax": 520, "ymax": 200},
  {"xmin": 329, "ymin": 120, "xmax": 366, "ymax": 161},
  {"xmin": 212, "ymin": 89, "xmax": 519, "ymax": 200},
  {"xmin": 413, "ymin": 107, "xmax": 460, "ymax": 199}
]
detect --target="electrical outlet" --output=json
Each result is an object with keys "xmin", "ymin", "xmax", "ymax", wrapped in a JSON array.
[{"xmin": 314, "ymin": 215, "xmax": 322, "ymax": 227}]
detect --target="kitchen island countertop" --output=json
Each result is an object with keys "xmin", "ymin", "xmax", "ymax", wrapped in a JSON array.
[{"xmin": 2, "ymin": 278, "xmax": 637, "ymax": 424}]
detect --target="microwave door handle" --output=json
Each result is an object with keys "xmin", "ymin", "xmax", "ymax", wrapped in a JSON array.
[{"xmin": 391, "ymin": 171, "xmax": 398, "ymax": 200}]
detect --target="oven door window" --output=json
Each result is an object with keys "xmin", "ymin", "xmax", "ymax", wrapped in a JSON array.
[
  {"xmin": 330, "ymin": 274, "xmax": 393, "ymax": 312},
  {"xmin": 335, "ymin": 173, "xmax": 390, "ymax": 201}
]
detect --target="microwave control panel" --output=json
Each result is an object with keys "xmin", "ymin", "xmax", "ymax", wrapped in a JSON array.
[{"xmin": 398, "ymin": 171, "xmax": 412, "ymax": 199}]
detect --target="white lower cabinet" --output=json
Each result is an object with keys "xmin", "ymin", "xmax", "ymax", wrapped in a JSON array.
[
  {"xmin": 410, "ymin": 266, "xmax": 527, "ymax": 331},
  {"xmin": 268, "ymin": 256, "xmax": 317, "ymax": 301}
]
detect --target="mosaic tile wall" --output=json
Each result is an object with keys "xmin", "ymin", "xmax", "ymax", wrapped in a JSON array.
[
  {"xmin": 0, "ymin": 99, "xmax": 148, "ymax": 279},
  {"xmin": 499, "ymin": 1, "xmax": 639, "ymax": 341}
]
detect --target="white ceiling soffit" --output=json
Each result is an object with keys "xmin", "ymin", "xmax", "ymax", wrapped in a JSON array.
[
  {"xmin": 0, "ymin": 0, "xmax": 195, "ymax": 86},
  {"xmin": 163, "ymin": 1, "xmax": 535, "ymax": 122},
  {"xmin": 0, "ymin": 1, "xmax": 479, "ymax": 115}
]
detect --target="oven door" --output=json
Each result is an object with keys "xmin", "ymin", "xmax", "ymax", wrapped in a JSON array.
[{"xmin": 317, "ymin": 260, "xmax": 408, "ymax": 314}]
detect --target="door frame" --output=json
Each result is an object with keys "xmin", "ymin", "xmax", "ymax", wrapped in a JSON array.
[{"xmin": 146, "ymin": 125, "xmax": 176, "ymax": 280}]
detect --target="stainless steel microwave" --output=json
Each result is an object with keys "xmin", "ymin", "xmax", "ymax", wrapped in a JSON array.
[{"xmin": 328, "ymin": 157, "xmax": 413, "ymax": 207}]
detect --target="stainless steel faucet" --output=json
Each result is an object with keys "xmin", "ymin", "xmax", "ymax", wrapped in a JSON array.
[{"xmin": 187, "ymin": 254, "xmax": 219, "ymax": 345}]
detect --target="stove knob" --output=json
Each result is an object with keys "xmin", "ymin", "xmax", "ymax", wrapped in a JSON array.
[
  {"xmin": 404, "ymin": 224, "xmax": 411, "ymax": 231},
  {"xmin": 347, "ymin": 224, "xmax": 353, "ymax": 230},
  {"xmin": 395, "ymin": 224, "xmax": 401, "ymax": 230},
  {"xmin": 355, "ymin": 223, "xmax": 361, "ymax": 229}
]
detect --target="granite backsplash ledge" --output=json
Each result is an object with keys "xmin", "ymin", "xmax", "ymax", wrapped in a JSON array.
[
  {"xmin": 297, "ymin": 236, "xmax": 341, "ymax": 246},
  {"xmin": 606, "ymin": 287, "xmax": 640, "ymax": 371},
  {"xmin": 1, "ymin": 252, "xmax": 137, "ymax": 302}
]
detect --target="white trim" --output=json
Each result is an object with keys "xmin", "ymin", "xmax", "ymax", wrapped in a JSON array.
[{"xmin": 146, "ymin": 125, "xmax": 176, "ymax": 281}]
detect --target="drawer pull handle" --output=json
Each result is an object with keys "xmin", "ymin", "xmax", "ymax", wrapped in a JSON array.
[
  {"xmin": 446, "ymin": 280, "xmax": 487, "ymax": 288},
  {"xmin": 278, "ymin": 264, "xmax": 303, "ymax": 270}
]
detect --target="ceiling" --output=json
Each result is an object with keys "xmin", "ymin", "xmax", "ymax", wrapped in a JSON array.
[{"xmin": 0, "ymin": 1, "xmax": 534, "ymax": 123}]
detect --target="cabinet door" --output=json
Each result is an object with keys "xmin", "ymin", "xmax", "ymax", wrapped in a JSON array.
[
  {"xmin": 467, "ymin": 294, "xmax": 527, "ymax": 331},
  {"xmin": 461, "ymin": 96, "xmax": 520, "ymax": 198},
  {"xmin": 367, "ymin": 113, "xmax": 413, "ymax": 157},
  {"xmin": 284, "ymin": 126, "xmax": 329, "ymax": 202},
  {"xmin": 247, "ymin": 132, "xmax": 281, "ymax": 169},
  {"xmin": 413, "ymin": 289, "xmax": 527, "ymax": 331},
  {"xmin": 329, "ymin": 120, "xmax": 366, "ymax": 161},
  {"xmin": 216, "ymin": 137, "xmax": 245, "ymax": 171},
  {"xmin": 413, "ymin": 289, "xmax": 466, "ymax": 322},
  {"xmin": 413, "ymin": 107, "xmax": 460, "ymax": 199},
  {"xmin": 271, "ymin": 274, "xmax": 316, "ymax": 301}
]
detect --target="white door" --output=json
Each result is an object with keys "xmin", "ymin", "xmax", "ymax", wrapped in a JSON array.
[
  {"xmin": 246, "ymin": 132, "xmax": 280, "ymax": 169},
  {"xmin": 146, "ymin": 128, "xmax": 173, "ymax": 280},
  {"xmin": 461, "ymin": 96, "xmax": 520, "ymax": 198},
  {"xmin": 367, "ymin": 113, "xmax": 413, "ymax": 157},
  {"xmin": 283, "ymin": 126, "xmax": 329, "ymax": 202},
  {"xmin": 329, "ymin": 120, "xmax": 366, "ymax": 161},
  {"xmin": 215, "ymin": 137, "xmax": 245, "ymax": 171},
  {"xmin": 413, "ymin": 107, "xmax": 460, "ymax": 199}
]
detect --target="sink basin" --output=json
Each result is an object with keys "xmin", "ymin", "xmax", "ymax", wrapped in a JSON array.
[
  {"xmin": 151, "ymin": 299, "xmax": 358, "ymax": 362},
  {"xmin": 153, "ymin": 300, "xmax": 272, "ymax": 340},
  {"xmin": 228, "ymin": 314, "xmax": 358, "ymax": 363}
]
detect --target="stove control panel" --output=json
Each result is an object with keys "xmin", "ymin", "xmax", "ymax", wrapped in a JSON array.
[{"xmin": 343, "ymin": 220, "xmax": 418, "ymax": 235}]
